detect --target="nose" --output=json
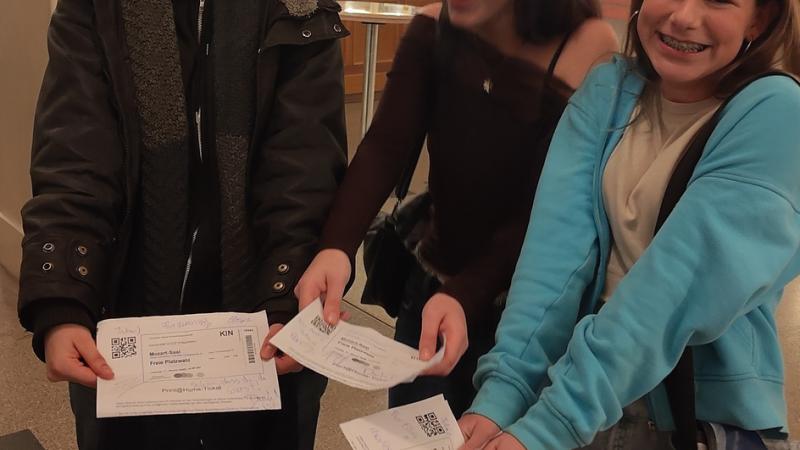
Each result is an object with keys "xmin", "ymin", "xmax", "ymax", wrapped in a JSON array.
[{"xmin": 669, "ymin": 0, "xmax": 703, "ymax": 30}]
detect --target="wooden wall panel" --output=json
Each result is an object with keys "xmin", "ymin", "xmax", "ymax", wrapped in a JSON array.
[{"xmin": 341, "ymin": 0, "xmax": 429, "ymax": 95}]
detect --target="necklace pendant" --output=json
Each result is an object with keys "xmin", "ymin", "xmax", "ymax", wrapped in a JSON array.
[{"xmin": 482, "ymin": 78, "xmax": 493, "ymax": 94}]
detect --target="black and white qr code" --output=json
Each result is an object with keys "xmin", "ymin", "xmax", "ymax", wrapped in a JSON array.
[
  {"xmin": 111, "ymin": 336, "xmax": 137, "ymax": 359},
  {"xmin": 416, "ymin": 412, "xmax": 446, "ymax": 438},
  {"xmin": 311, "ymin": 316, "xmax": 335, "ymax": 335}
]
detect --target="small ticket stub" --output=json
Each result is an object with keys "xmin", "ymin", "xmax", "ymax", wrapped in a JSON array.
[
  {"xmin": 270, "ymin": 299, "xmax": 444, "ymax": 391},
  {"xmin": 340, "ymin": 394, "xmax": 465, "ymax": 450},
  {"xmin": 96, "ymin": 311, "xmax": 280, "ymax": 418}
]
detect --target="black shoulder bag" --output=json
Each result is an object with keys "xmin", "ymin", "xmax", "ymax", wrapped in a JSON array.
[
  {"xmin": 656, "ymin": 72, "xmax": 799, "ymax": 450},
  {"xmin": 360, "ymin": 153, "xmax": 431, "ymax": 318}
]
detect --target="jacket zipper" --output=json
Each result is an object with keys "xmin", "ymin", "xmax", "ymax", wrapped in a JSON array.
[
  {"xmin": 196, "ymin": 0, "xmax": 205, "ymax": 163},
  {"xmin": 178, "ymin": 0, "xmax": 207, "ymax": 310},
  {"xmin": 179, "ymin": 228, "xmax": 199, "ymax": 310}
]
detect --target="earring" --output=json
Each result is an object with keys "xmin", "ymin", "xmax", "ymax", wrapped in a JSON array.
[
  {"xmin": 743, "ymin": 40, "xmax": 753, "ymax": 55},
  {"xmin": 629, "ymin": 10, "xmax": 640, "ymax": 25}
]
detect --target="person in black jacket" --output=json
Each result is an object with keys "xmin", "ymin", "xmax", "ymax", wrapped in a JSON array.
[{"xmin": 17, "ymin": 0, "xmax": 349, "ymax": 449}]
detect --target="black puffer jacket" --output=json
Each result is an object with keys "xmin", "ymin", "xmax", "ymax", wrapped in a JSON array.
[{"xmin": 18, "ymin": 0, "xmax": 349, "ymax": 360}]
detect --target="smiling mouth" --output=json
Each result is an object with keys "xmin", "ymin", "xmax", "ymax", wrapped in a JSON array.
[{"xmin": 658, "ymin": 32, "xmax": 710, "ymax": 53}]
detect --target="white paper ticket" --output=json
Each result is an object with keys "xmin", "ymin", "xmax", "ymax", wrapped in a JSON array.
[
  {"xmin": 270, "ymin": 299, "xmax": 444, "ymax": 390},
  {"xmin": 96, "ymin": 311, "xmax": 280, "ymax": 417}
]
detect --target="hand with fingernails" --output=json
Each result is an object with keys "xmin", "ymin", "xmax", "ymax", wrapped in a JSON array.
[
  {"xmin": 470, "ymin": 432, "xmax": 526, "ymax": 450},
  {"xmin": 294, "ymin": 248, "xmax": 353, "ymax": 324},
  {"xmin": 295, "ymin": 249, "xmax": 468, "ymax": 375},
  {"xmin": 44, "ymin": 323, "xmax": 114, "ymax": 388},
  {"xmin": 458, "ymin": 414, "xmax": 510, "ymax": 450},
  {"xmin": 417, "ymin": 292, "xmax": 468, "ymax": 376},
  {"xmin": 260, "ymin": 323, "xmax": 303, "ymax": 374}
]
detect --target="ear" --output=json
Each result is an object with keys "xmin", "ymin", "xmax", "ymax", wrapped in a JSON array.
[{"xmin": 748, "ymin": 0, "xmax": 779, "ymax": 41}]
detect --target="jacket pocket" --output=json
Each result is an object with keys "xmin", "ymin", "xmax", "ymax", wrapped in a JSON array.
[
  {"xmin": 693, "ymin": 316, "xmax": 757, "ymax": 380},
  {"xmin": 261, "ymin": 0, "xmax": 350, "ymax": 50}
]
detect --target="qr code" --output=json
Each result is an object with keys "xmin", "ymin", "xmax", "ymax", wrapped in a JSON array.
[
  {"xmin": 111, "ymin": 336, "xmax": 137, "ymax": 359},
  {"xmin": 416, "ymin": 412, "xmax": 446, "ymax": 438},
  {"xmin": 311, "ymin": 316, "xmax": 335, "ymax": 335}
]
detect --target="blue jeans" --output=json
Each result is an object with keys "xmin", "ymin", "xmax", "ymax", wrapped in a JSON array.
[
  {"xmin": 579, "ymin": 399, "xmax": 676, "ymax": 450},
  {"xmin": 580, "ymin": 399, "xmax": 798, "ymax": 450}
]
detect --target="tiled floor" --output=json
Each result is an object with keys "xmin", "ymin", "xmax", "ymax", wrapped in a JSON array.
[{"xmin": 0, "ymin": 266, "xmax": 76, "ymax": 450}]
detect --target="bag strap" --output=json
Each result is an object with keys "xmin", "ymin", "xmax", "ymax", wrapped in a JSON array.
[
  {"xmin": 654, "ymin": 71, "xmax": 797, "ymax": 450},
  {"xmin": 392, "ymin": 143, "xmax": 422, "ymax": 205}
]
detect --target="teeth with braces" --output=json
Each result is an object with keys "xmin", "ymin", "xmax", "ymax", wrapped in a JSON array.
[{"xmin": 660, "ymin": 33, "xmax": 706, "ymax": 53}]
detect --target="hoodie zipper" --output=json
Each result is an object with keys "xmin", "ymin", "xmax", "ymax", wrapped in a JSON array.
[{"xmin": 178, "ymin": 0, "xmax": 207, "ymax": 310}]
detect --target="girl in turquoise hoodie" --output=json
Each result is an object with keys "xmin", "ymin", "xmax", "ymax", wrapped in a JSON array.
[{"xmin": 457, "ymin": 0, "xmax": 800, "ymax": 449}]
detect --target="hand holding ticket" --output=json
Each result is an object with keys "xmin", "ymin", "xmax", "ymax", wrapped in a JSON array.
[
  {"xmin": 269, "ymin": 299, "xmax": 445, "ymax": 390},
  {"xmin": 340, "ymin": 394, "xmax": 465, "ymax": 450},
  {"xmin": 96, "ymin": 311, "xmax": 280, "ymax": 417}
]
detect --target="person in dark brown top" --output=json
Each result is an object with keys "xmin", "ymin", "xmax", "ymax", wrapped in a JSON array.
[{"xmin": 294, "ymin": 0, "xmax": 618, "ymax": 416}]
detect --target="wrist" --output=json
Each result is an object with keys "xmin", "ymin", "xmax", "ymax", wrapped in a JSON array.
[{"xmin": 28, "ymin": 299, "xmax": 95, "ymax": 362}]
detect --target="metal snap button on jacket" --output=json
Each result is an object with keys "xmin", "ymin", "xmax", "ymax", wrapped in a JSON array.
[
  {"xmin": 42, "ymin": 262, "xmax": 53, "ymax": 272},
  {"xmin": 277, "ymin": 263, "xmax": 289, "ymax": 274},
  {"xmin": 77, "ymin": 245, "xmax": 88, "ymax": 256},
  {"xmin": 272, "ymin": 281, "xmax": 286, "ymax": 292},
  {"xmin": 43, "ymin": 242, "xmax": 55, "ymax": 253},
  {"xmin": 301, "ymin": 29, "xmax": 312, "ymax": 38},
  {"xmin": 77, "ymin": 266, "xmax": 89, "ymax": 276},
  {"xmin": 333, "ymin": 24, "xmax": 342, "ymax": 33}
]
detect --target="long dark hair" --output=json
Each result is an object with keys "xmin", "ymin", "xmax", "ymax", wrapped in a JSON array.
[
  {"xmin": 436, "ymin": 0, "xmax": 602, "ymax": 80},
  {"xmin": 514, "ymin": 0, "xmax": 602, "ymax": 43},
  {"xmin": 439, "ymin": 0, "xmax": 602, "ymax": 43}
]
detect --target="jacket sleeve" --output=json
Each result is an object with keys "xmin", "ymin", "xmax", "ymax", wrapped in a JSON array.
[
  {"xmin": 249, "ymin": 3, "xmax": 349, "ymax": 325},
  {"xmin": 18, "ymin": 0, "xmax": 126, "ymax": 360},
  {"xmin": 466, "ymin": 63, "xmax": 612, "ymax": 429},
  {"xmin": 483, "ymin": 78, "xmax": 800, "ymax": 449}
]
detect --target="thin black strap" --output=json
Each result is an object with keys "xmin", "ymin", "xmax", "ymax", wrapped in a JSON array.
[
  {"xmin": 392, "ymin": 145, "xmax": 423, "ymax": 203},
  {"xmin": 656, "ymin": 71, "xmax": 797, "ymax": 450},
  {"xmin": 545, "ymin": 30, "xmax": 573, "ymax": 81}
]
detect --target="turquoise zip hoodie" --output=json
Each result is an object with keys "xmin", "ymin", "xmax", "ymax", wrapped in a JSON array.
[{"xmin": 468, "ymin": 57, "xmax": 800, "ymax": 449}]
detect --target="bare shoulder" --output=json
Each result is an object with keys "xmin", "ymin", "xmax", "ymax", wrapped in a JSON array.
[
  {"xmin": 556, "ymin": 18, "xmax": 620, "ymax": 88},
  {"xmin": 570, "ymin": 18, "xmax": 620, "ymax": 57},
  {"xmin": 416, "ymin": 2, "xmax": 442, "ymax": 19}
]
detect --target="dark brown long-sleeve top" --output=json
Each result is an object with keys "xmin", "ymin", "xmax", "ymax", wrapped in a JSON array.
[{"xmin": 320, "ymin": 15, "xmax": 573, "ymax": 322}]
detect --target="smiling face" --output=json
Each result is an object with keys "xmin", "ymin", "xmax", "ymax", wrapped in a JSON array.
[
  {"xmin": 446, "ymin": 0, "xmax": 515, "ymax": 31},
  {"xmin": 637, "ymin": 0, "xmax": 771, "ymax": 101}
]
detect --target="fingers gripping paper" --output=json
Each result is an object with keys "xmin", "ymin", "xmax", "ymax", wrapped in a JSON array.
[
  {"xmin": 270, "ymin": 299, "xmax": 445, "ymax": 390},
  {"xmin": 340, "ymin": 395, "xmax": 466, "ymax": 450},
  {"xmin": 96, "ymin": 311, "xmax": 280, "ymax": 417}
]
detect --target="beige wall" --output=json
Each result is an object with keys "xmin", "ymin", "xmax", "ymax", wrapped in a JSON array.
[{"xmin": 0, "ymin": 0, "xmax": 51, "ymax": 277}]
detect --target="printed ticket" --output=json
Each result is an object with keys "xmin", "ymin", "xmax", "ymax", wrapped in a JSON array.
[
  {"xmin": 269, "ymin": 299, "xmax": 444, "ymax": 391},
  {"xmin": 340, "ymin": 394, "xmax": 465, "ymax": 450},
  {"xmin": 96, "ymin": 311, "xmax": 280, "ymax": 418}
]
